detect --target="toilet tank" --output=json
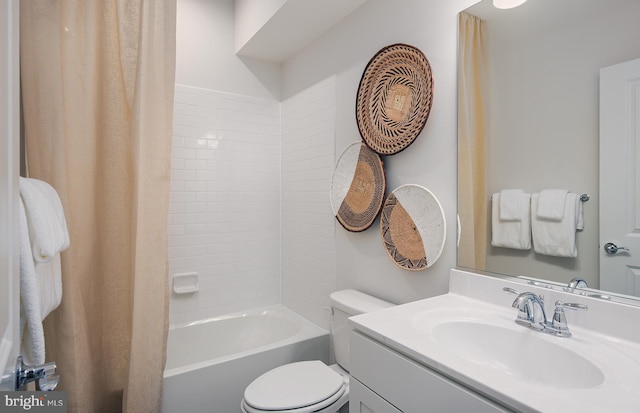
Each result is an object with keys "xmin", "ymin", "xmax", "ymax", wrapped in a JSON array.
[{"xmin": 329, "ymin": 289, "xmax": 394, "ymax": 372}]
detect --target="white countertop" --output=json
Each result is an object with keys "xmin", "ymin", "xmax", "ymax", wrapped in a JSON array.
[{"xmin": 349, "ymin": 269, "xmax": 640, "ymax": 413}]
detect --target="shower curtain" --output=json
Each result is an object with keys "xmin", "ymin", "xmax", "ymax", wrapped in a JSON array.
[
  {"xmin": 457, "ymin": 11, "xmax": 488, "ymax": 270},
  {"xmin": 20, "ymin": 1, "xmax": 176, "ymax": 411}
]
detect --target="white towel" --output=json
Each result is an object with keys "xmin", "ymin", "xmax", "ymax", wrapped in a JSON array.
[
  {"xmin": 19, "ymin": 177, "xmax": 70, "ymax": 263},
  {"xmin": 576, "ymin": 196, "xmax": 584, "ymax": 231},
  {"xmin": 491, "ymin": 192, "xmax": 531, "ymax": 250},
  {"xmin": 531, "ymin": 192, "xmax": 583, "ymax": 257},
  {"xmin": 536, "ymin": 189, "xmax": 568, "ymax": 220},
  {"xmin": 36, "ymin": 253, "xmax": 63, "ymax": 321},
  {"xmin": 19, "ymin": 198, "xmax": 46, "ymax": 365},
  {"xmin": 499, "ymin": 189, "xmax": 525, "ymax": 221}
]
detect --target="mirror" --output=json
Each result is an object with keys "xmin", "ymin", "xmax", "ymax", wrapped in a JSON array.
[{"xmin": 457, "ymin": 0, "xmax": 640, "ymax": 300}]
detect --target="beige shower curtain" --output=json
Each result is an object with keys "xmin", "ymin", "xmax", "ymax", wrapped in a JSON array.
[
  {"xmin": 20, "ymin": 1, "xmax": 176, "ymax": 411},
  {"xmin": 457, "ymin": 11, "xmax": 488, "ymax": 270}
]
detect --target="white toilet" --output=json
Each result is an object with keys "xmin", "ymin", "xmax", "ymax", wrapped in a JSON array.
[{"xmin": 240, "ymin": 289, "xmax": 394, "ymax": 413}]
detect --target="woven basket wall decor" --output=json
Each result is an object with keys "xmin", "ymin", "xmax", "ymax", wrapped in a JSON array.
[
  {"xmin": 356, "ymin": 43, "xmax": 434, "ymax": 155},
  {"xmin": 380, "ymin": 184, "xmax": 445, "ymax": 270},
  {"xmin": 330, "ymin": 142, "xmax": 386, "ymax": 232}
]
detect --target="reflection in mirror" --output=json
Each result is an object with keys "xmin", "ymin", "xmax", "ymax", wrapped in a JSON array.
[{"xmin": 457, "ymin": 0, "xmax": 640, "ymax": 300}]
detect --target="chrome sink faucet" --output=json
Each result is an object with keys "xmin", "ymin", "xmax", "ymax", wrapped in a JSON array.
[
  {"xmin": 510, "ymin": 291, "xmax": 547, "ymax": 331},
  {"xmin": 567, "ymin": 277, "xmax": 588, "ymax": 289},
  {"xmin": 503, "ymin": 287, "xmax": 588, "ymax": 338}
]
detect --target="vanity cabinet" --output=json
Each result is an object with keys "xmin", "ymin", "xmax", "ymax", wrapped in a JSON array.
[
  {"xmin": 349, "ymin": 331, "xmax": 511, "ymax": 413},
  {"xmin": 350, "ymin": 378, "xmax": 402, "ymax": 413}
]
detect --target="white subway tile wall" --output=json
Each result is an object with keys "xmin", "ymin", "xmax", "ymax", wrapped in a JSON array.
[
  {"xmin": 169, "ymin": 85, "xmax": 281, "ymax": 324},
  {"xmin": 281, "ymin": 77, "xmax": 337, "ymax": 330},
  {"xmin": 168, "ymin": 80, "xmax": 337, "ymax": 327}
]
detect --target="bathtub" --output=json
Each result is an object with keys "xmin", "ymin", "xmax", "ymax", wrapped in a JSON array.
[{"xmin": 161, "ymin": 305, "xmax": 329, "ymax": 413}]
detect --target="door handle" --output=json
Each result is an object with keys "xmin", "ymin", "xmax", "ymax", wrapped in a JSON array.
[{"xmin": 604, "ymin": 242, "xmax": 629, "ymax": 254}]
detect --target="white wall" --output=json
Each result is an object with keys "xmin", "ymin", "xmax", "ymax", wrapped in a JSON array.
[
  {"xmin": 176, "ymin": 0, "xmax": 282, "ymax": 100},
  {"xmin": 0, "ymin": 0, "xmax": 20, "ymax": 385},
  {"xmin": 281, "ymin": 76, "xmax": 336, "ymax": 329},
  {"xmin": 172, "ymin": 0, "xmax": 285, "ymax": 324},
  {"xmin": 168, "ymin": 85, "xmax": 281, "ymax": 324},
  {"xmin": 172, "ymin": 0, "xmax": 480, "ymax": 325},
  {"xmin": 282, "ymin": 0, "xmax": 479, "ymax": 305},
  {"xmin": 234, "ymin": 0, "xmax": 286, "ymax": 52}
]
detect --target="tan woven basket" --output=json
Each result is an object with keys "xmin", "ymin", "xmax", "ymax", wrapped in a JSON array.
[
  {"xmin": 356, "ymin": 44, "xmax": 434, "ymax": 155},
  {"xmin": 380, "ymin": 184, "xmax": 446, "ymax": 271},
  {"xmin": 380, "ymin": 193, "xmax": 428, "ymax": 270}
]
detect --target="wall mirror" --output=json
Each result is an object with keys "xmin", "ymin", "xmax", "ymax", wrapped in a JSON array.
[{"xmin": 457, "ymin": 0, "xmax": 640, "ymax": 302}]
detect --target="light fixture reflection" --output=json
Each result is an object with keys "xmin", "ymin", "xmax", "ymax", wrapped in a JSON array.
[{"xmin": 493, "ymin": 0, "xmax": 527, "ymax": 9}]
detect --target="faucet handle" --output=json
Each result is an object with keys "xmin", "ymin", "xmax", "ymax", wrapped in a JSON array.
[
  {"xmin": 550, "ymin": 300, "xmax": 588, "ymax": 337},
  {"xmin": 556, "ymin": 301, "xmax": 588, "ymax": 311},
  {"xmin": 503, "ymin": 287, "xmax": 544, "ymax": 304},
  {"xmin": 502, "ymin": 287, "xmax": 520, "ymax": 295},
  {"xmin": 37, "ymin": 373, "xmax": 60, "ymax": 391}
]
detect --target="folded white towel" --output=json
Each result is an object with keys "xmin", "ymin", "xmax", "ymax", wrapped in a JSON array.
[
  {"xmin": 537, "ymin": 189, "xmax": 568, "ymax": 220},
  {"xmin": 532, "ymin": 192, "xmax": 583, "ymax": 257},
  {"xmin": 19, "ymin": 198, "xmax": 46, "ymax": 365},
  {"xmin": 499, "ymin": 189, "xmax": 525, "ymax": 221},
  {"xmin": 491, "ymin": 192, "xmax": 531, "ymax": 250},
  {"xmin": 19, "ymin": 177, "xmax": 70, "ymax": 263}
]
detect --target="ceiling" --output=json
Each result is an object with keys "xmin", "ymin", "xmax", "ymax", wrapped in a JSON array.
[{"xmin": 235, "ymin": 0, "xmax": 370, "ymax": 63}]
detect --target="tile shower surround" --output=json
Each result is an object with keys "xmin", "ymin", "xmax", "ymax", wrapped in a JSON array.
[
  {"xmin": 281, "ymin": 77, "xmax": 336, "ymax": 330},
  {"xmin": 168, "ymin": 79, "xmax": 336, "ymax": 327}
]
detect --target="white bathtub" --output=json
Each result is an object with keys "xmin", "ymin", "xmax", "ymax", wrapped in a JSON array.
[{"xmin": 161, "ymin": 305, "xmax": 329, "ymax": 413}]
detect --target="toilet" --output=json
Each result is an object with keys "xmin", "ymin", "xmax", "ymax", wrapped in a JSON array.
[{"xmin": 241, "ymin": 289, "xmax": 394, "ymax": 413}]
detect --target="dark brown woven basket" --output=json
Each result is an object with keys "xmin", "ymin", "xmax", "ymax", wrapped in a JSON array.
[
  {"xmin": 356, "ymin": 44, "xmax": 434, "ymax": 155},
  {"xmin": 333, "ymin": 143, "xmax": 386, "ymax": 232}
]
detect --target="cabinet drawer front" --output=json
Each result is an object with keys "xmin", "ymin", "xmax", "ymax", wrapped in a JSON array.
[
  {"xmin": 350, "ymin": 378, "xmax": 402, "ymax": 413},
  {"xmin": 350, "ymin": 331, "xmax": 511, "ymax": 413}
]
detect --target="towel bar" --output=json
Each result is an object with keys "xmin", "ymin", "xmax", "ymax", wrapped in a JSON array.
[{"xmin": 490, "ymin": 193, "xmax": 590, "ymax": 202}]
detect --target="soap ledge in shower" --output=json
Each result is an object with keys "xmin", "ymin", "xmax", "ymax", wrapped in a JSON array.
[{"xmin": 172, "ymin": 272, "xmax": 199, "ymax": 294}]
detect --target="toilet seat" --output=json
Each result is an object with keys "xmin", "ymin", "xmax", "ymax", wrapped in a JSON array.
[
  {"xmin": 241, "ymin": 385, "xmax": 346, "ymax": 413},
  {"xmin": 242, "ymin": 361, "xmax": 349, "ymax": 413}
]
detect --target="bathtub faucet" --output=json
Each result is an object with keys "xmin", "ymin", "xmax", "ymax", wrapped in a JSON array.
[{"xmin": 15, "ymin": 356, "xmax": 60, "ymax": 391}]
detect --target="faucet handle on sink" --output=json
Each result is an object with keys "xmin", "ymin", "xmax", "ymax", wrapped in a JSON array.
[
  {"xmin": 502, "ymin": 287, "xmax": 520, "ymax": 295},
  {"xmin": 502, "ymin": 287, "xmax": 544, "ymax": 304},
  {"xmin": 550, "ymin": 300, "xmax": 588, "ymax": 338}
]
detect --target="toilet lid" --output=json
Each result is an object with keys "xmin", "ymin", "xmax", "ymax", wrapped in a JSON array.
[{"xmin": 244, "ymin": 361, "xmax": 345, "ymax": 411}]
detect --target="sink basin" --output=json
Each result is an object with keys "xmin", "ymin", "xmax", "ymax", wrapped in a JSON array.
[
  {"xmin": 351, "ymin": 285, "xmax": 640, "ymax": 413},
  {"xmin": 432, "ymin": 321, "xmax": 605, "ymax": 389}
]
